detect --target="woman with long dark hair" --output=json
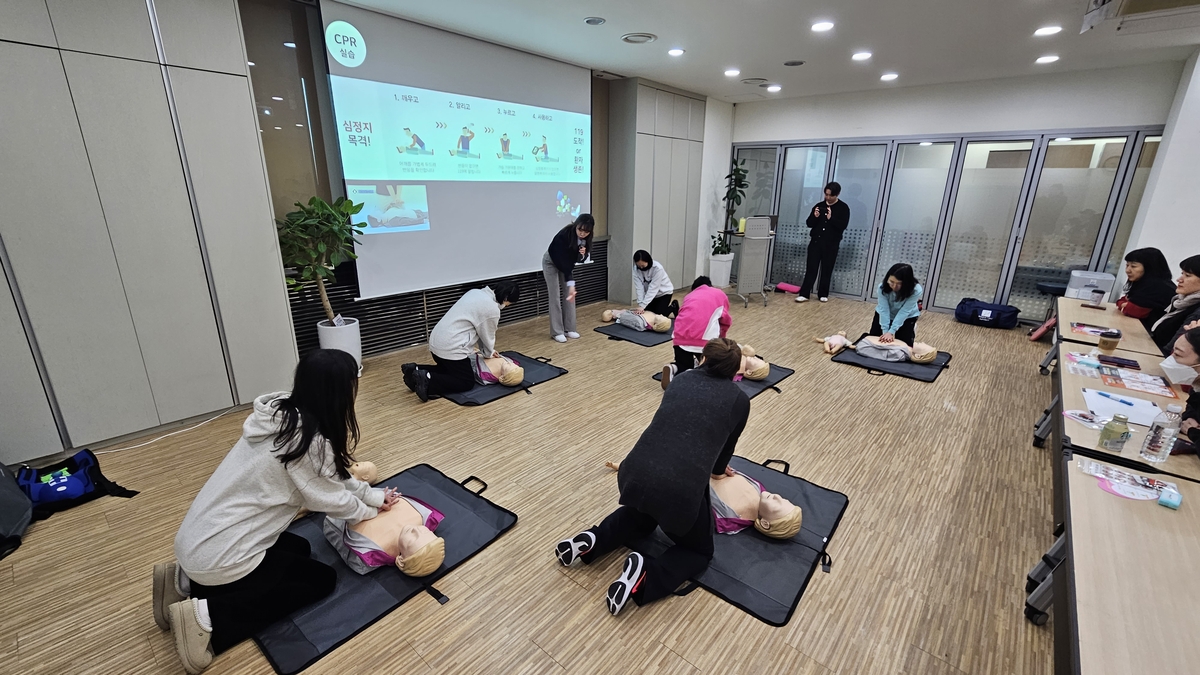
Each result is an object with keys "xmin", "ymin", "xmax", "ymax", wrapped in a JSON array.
[
  {"xmin": 632, "ymin": 250, "xmax": 677, "ymax": 317},
  {"xmin": 542, "ymin": 214, "xmax": 594, "ymax": 342},
  {"xmin": 1115, "ymin": 247, "xmax": 1176, "ymax": 330},
  {"xmin": 155, "ymin": 349, "xmax": 400, "ymax": 673},
  {"xmin": 870, "ymin": 263, "xmax": 923, "ymax": 347}
]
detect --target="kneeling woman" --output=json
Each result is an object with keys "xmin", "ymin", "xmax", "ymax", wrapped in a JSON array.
[
  {"xmin": 158, "ymin": 350, "xmax": 400, "ymax": 674},
  {"xmin": 871, "ymin": 263, "xmax": 923, "ymax": 347}
]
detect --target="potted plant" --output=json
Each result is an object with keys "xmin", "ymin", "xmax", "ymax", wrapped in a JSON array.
[
  {"xmin": 709, "ymin": 159, "xmax": 747, "ymax": 287},
  {"xmin": 277, "ymin": 196, "xmax": 366, "ymax": 372}
]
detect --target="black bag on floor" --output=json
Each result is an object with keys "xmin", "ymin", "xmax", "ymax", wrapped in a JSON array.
[
  {"xmin": 954, "ymin": 298, "xmax": 1020, "ymax": 329},
  {"xmin": 0, "ymin": 463, "xmax": 32, "ymax": 560},
  {"xmin": 16, "ymin": 448, "xmax": 137, "ymax": 521}
]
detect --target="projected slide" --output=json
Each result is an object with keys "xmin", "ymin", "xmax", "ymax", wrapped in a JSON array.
[{"xmin": 330, "ymin": 75, "xmax": 591, "ymax": 184}]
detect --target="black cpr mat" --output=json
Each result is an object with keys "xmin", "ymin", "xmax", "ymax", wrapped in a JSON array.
[
  {"xmin": 831, "ymin": 333, "xmax": 952, "ymax": 382},
  {"xmin": 253, "ymin": 465, "xmax": 517, "ymax": 675},
  {"xmin": 438, "ymin": 352, "xmax": 566, "ymax": 406},
  {"xmin": 652, "ymin": 364, "xmax": 795, "ymax": 399},
  {"xmin": 628, "ymin": 456, "xmax": 849, "ymax": 627},
  {"xmin": 594, "ymin": 321, "xmax": 674, "ymax": 347}
]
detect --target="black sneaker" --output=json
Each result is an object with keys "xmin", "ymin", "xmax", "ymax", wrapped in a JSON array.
[
  {"xmin": 401, "ymin": 363, "xmax": 418, "ymax": 392},
  {"xmin": 401, "ymin": 363, "xmax": 417, "ymax": 377},
  {"xmin": 606, "ymin": 552, "xmax": 645, "ymax": 616},
  {"xmin": 554, "ymin": 531, "xmax": 596, "ymax": 567},
  {"xmin": 412, "ymin": 369, "xmax": 430, "ymax": 402},
  {"xmin": 668, "ymin": 300, "xmax": 679, "ymax": 318}
]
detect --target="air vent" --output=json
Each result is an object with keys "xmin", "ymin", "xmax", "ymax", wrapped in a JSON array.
[
  {"xmin": 584, "ymin": 17, "xmax": 606, "ymax": 26},
  {"xmin": 621, "ymin": 32, "xmax": 657, "ymax": 44},
  {"xmin": 784, "ymin": 60, "xmax": 806, "ymax": 66},
  {"xmin": 740, "ymin": 77, "xmax": 767, "ymax": 85},
  {"xmin": 592, "ymin": 70, "xmax": 624, "ymax": 80}
]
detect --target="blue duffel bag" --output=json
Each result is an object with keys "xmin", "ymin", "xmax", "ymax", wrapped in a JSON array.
[{"xmin": 954, "ymin": 298, "xmax": 1020, "ymax": 329}]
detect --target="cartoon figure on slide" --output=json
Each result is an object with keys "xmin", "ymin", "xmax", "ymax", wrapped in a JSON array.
[
  {"xmin": 496, "ymin": 133, "xmax": 524, "ymax": 160},
  {"xmin": 534, "ymin": 136, "xmax": 558, "ymax": 162},
  {"xmin": 450, "ymin": 126, "xmax": 478, "ymax": 158},
  {"xmin": 398, "ymin": 128, "xmax": 434, "ymax": 155}
]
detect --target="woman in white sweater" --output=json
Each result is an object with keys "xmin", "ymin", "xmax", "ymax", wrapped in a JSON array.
[
  {"xmin": 633, "ymin": 250, "xmax": 678, "ymax": 318},
  {"xmin": 155, "ymin": 349, "xmax": 401, "ymax": 673}
]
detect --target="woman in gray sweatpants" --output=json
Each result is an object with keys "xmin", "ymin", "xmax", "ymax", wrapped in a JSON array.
[{"xmin": 542, "ymin": 214, "xmax": 594, "ymax": 342}]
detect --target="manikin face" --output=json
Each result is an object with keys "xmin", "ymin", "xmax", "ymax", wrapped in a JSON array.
[
  {"xmin": 1172, "ymin": 335, "xmax": 1200, "ymax": 367},
  {"xmin": 1125, "ymin": 261, "xmax": 1144, "ymax": 283},
  {"xmin": 886, "ymin": 275, "xmax": 903, "ymax": 293},
  {"xmin": 758, "ymin": 491, "xmax": 797, "ymax": 522},
  {"xmin": 824, "ymin": 189, "xmax": 837, "ymax": 205},
  {"xmin": 1177, "ymin": 269, "xmax": 1200, "ymax": 296},
  {"xmin": 397, "ymin": 525, "xmax": 437, "ymax": 559}
]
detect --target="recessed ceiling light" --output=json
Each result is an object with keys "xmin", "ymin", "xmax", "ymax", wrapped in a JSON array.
[
  {"xmin": 880, "ymin": 73, "xmax": 898, "ymax": 81},
  {"xmin": 920, "ymin": 142, "xmax": 933, "ymax": 146},
  {"xmin": 621, "ymin": 32, "xmax": 657, "ymax": 44},
  {"xmin": 271, "ymin": 96, "xmax": 283, "ymax": 101},
  {"xmin": 784, "ymin": 60, "xmax": 805, "ymax": 67},
  {"xmin": 1055, "ymin": 137, "xmax": 1072, "ymax": 142},
  {"xmin": 247, "ymin": 61, "xmax": 255, "ymax": 66},
  {"xmin": 283, "ymin": 42, "xmax": 296, "ymax": 48},
  {"xmin": 1034, "ymin": 26, "xmax": 1062, "ymax": 36},
  {"xmin": 766, "ymin": 85, "xmax": 782, "ymax": 93},
  {"xmin": 274, "ymin": 126, "xmax": 282, "ymax": 130},
  {"xmin": 263, "ymin": 109, "xmax": 271, "ymax": 115},
  {"xmin": 584, "ymin": 17, "xmax": 605, "ymax": 26},
  {"xmin": 296, "ymin": 123, "xmax": 304, "ymax": 127},
  {"xmin": 811, "ymin": 21, "xmax": 834, "ymax": 32},
  {"xmin": 852, "ymin": 51, "xmax": 872, "ymax": 61},
  {"xmin": 668, "ymin": 48, "xmax": 685, "ymax": 56},
  {"xmin": 725, "ymin": 68, "xmax": 740, "ymax": 77},
  {"xmin": 1036, "ymin": 55, "xmax": 1059, "ymax": 64}
]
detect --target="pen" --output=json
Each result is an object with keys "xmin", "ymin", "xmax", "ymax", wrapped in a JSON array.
[{"xmin": 1097, "ymin": 390, "xmax": 1134, "ymax": 406}]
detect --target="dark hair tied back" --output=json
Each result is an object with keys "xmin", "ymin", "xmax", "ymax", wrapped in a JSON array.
[{"xmin": 702, "ymin": 338, "xmax": 743, "ymax": 379}]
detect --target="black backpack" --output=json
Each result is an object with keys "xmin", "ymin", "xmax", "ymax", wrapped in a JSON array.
[{"xmin": 954, "ymin": 298, "xmax": 1020, "ymax": 329}]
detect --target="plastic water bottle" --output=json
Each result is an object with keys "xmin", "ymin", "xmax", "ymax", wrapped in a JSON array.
[{"xmin": 1140, "ymin": 404, "xmax": 1183, "ymax": 463}]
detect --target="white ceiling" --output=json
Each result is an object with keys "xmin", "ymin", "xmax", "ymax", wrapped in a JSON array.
[{"xmin": 345, "ymin": 0, "xmax": 1200, "ymax": 102}]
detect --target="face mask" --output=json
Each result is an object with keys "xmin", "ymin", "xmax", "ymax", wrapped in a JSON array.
[{"xmin": 1160, "ymin": 355, "xmax": 1199, "ymax": 385}]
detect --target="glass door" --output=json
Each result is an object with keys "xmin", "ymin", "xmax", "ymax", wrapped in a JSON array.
[
  {"xmin": 868, "ymin": 142, "xmax": 956, "ymax": 298},
  {"xmin": 771, "ymin": 145, "xmax": 830, "ymax": 285},
  {"xmin": 1102, "ymin": 135, "xmax": 1161, "ymax": 275},
  {"xmin": 829, "ymin": 144, "xmax": 888, "ymax": 296},
  {"xmin": 730, "ymin": 147, "xmax": 778, "ymax": 283},
  {"xmin": 1006, "ymin": 136, "xmax": 1131, "ymax": 317},
  {"xmin": 931, "ymin": 140, "xmax": 1034, "ymax": 309}
]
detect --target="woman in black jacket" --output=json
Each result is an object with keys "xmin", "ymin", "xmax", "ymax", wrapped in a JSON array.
[
  {"xmin": 1151, "ymin": 254, "xmax": 1200, "ymax": 354},
  {"xmin": 1115, "ymin": 247, "xmax": 1176, "ymax": 331},
  {"xmin": 541, "ymin": 214, "xmax": 594, "ymax": 342}
]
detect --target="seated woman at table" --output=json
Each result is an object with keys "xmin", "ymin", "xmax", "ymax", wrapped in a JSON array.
[
  {"xmin": 870, "ymin": 263, "xmax": 923, "ymax": 347},
  {"xmin": 1165, "ymin": 327, "xmax": 1200, "ymax": 447},
  {"xmin": 1151, "ymin": 254, "xmax": 1200, "ymax": 354},
  {"xmin": 1115, "ymin": 248, "xmax": 1176, "ymax": 331},
  {"xmin": 600, "ymin": 308, "xmax": 672, "ymax": 333}
]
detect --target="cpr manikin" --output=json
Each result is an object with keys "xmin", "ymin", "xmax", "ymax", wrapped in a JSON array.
[
  {"xmin": 323, "ymin": 462, "xmax": 446, "ymax": 577},
  {"xmin": 600, "ymin": 309, "xmax": 672, "ymax": 333},
  {"xmin": 854, "ymin": 335, "xmax": 938, "ymax": 363},
  {"xmin": 813, "ymin": 331, "xmax": 853, "ymax": 355},
  {"xmin": 470, "ymin": 350, "xmax": 525, "ymax": 386},
  {"xmin": 604, "ymin": 462, "xmax": 802, "ymax": 539},
  {"xmin": 737, "ymin": 345, "xmax": 771, "ymax": 381}
]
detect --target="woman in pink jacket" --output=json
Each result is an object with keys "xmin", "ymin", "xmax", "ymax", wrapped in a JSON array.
[{"xmin": 662, "ymin": 276, "xmax": 731, "ymax": 389}]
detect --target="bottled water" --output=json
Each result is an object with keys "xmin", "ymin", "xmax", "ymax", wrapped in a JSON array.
[{"xmin": 1140, "ymin": 404, "xmax": 1183, "ymax": 463}]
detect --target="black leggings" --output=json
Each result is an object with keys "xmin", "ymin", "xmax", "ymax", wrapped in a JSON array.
[
  {"xmin": 672, "ymin": 346, "xmax": 700, "ymax": 374},
  {"xmin": 644, "ymin": 294, "xmax": 673, "ymax": 316},
  {"xmin": 580, "ymin": 493, "xmax": 714, "ymax": 605},
  {"xmin": 418, "ymin": 353, "xmax": 475, "ymax": 396},
  {"xmin": 870, "ymin": 313, "xmax": 918, "ymax": 347},
  {"xmin": 189, "ymin": 532, "xmax": 335, "ymax": 654}
]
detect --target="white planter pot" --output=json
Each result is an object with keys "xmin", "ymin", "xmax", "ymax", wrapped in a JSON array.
[
  {"xmin": 709, "ymin": 253, "xmax": 734, "ymax": 289},
  {"xmin": 316, "ymin": 317, "xmax": 362, "ymax": 375}
]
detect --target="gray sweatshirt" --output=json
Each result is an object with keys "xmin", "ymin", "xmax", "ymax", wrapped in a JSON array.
[
  {"xmin": 634, "ymin": 261, "xmax": 674, "ymax": 308},
  {"xmin": 174, "ymin": 392, "xmax": 385, "ymax": 586},
  {"xmin": 428, "ymin": 287, "xmax": 502, "ymax": 359}
]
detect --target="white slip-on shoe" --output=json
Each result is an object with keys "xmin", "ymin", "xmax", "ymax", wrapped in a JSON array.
[
  {"xmin": 566, "ymin": 331, "xmax": 581, "ymax": 339},
  {"xmin": 153, "ymin": 562, "xmax": 186, "ymax": 631},
  {"xmin": 819, "ymin": 297, "xmax": 828, "ymax": 303},
  {"xmin": 795, "ymin": 296, "xmax": 808, "ymax": 303},
  {"xmin": 606, "ymin": 552, "xmax": 645, "ymax": 616},
  {"xmin": 168, "ymin": 599, "xmax": 213, "ymax": 674},
  {"xmin": 661, "ymin": 364, "xmax": 675, "ymax": 391},
  {"xmin": 553, "ymin": 334, "xmax": 567, "ymax": 343}
]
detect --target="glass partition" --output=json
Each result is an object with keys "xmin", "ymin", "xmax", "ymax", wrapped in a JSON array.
[
  {"xmin": 771, "ymin": 146, "xmax": 829, "ymax": 285},
  {"xmin": 1008, "ymin": 137, "xmax": 1128, "ymax": 318},
  {"xmin": 1104, "ymin": 136, "xmax": 1161, "ymax": 275},
  {"xmin": 732, "ymin": 147, "xmax": 777, "ymax": 222},
  {"xmin": 870, "ymin": 142, "xmax": 954, "ymax": 297},
  {"xmin": 933, "ymin": 140, "xmax": 1033, "ymax": 309},
  {"xmin": 829, "ymin": 144, "xmax": 887, "ymax": 295}
]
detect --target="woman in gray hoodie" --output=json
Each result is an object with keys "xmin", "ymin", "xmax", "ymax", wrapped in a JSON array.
[{"xmin": 155, "ymin": 349, "xmax": 401, "ymax": 673}]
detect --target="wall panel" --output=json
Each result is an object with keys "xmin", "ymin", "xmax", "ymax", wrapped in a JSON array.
[
  {"xmin": 0, "ymin": 266, "xmax": 62, "ymax": 464},
  {"xmin": 155, "ymin": 0, "xmax": 248, "ymax": 76},
  {"xmin": 651, "ymin": 136, "xmax": 673, "ymax": 266},
  {"xmin": 684, "ymin": 140, "xmax": 703, "ymax": 283},
  {"xmin": 667, "ymin": 138, "xmax": 690, "ymax": 283},
  {"xmin": 43, "ymin": 0, "xmax": 156, "ymax": 62},
  {"xmin": 0, "ymin": 0, "xmax": 57, "ymax": 47}
]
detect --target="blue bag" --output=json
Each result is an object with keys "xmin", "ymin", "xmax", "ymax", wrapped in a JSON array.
[
  {"xmin": 954, "ymin": 298, "xmax": 1020, "ymax": 329},
  {"xmin": 17, "ymin": 449, "xmax": 137, "ymax": 521}
]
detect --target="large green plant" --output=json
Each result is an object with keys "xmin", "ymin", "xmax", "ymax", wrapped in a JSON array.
[
  {"xmin": 723, "ymin": 158, "xmax": 749, "ymax": 230},
  {"xmin": 277, "ymin": 196, "xmax": 365, "ymax": 323}
]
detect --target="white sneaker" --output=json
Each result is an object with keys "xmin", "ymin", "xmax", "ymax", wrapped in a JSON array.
[
  {"xmin": 553, "ymin": 334, "xmax": 567, "ymax": 343},
  {"xmin": 795, "ymin": 296, "xmax": 808, "ymax": 303},
  {"xmin": 606, "ymin": 552, "xmax": 645, "ymax": 617},
  {"xmin": 566, "ymin": 331, "xmax": 580, "ymax": 339},
  {"xmin": 819, "ymin": 297, "xmax": 828, "ymax": 303}
]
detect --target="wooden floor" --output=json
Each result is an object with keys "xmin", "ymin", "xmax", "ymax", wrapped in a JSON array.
[{"xmin": 0, "ymin": 295, "xmax": 1057, "ymax": 674}]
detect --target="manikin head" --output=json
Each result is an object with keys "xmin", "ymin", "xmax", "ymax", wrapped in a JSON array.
[
  {"xmin": 396, "ymin": 525, "xmax": 446, "ymax": 577},
  {"xmin": 754, "ymin": 492, "xmax": 803, "ymax": 539},
  {"xmin": 601, "ymin": 309, "xmax": 615, "ymax": 322},
  {"xmin": 348, "ymin": 461, "xmax": 377, "ymax": 484},
  {"xmin": 650, "ymin": 314, "xmax": 672, "ymax": 332},
  {"xmin": 495, "ymin": 358, "xmax": 525, "ymax": 386},
  {"xmin": 910, "ymin": 343, "xmax": 937, "ymax": 364},
  {"xmin": 739, "ymin": 344, "xmax": 756, "ymax": 357},
  {"xmin": 743, "ymin": 356, "xmax": 770, "ymax": 380}
]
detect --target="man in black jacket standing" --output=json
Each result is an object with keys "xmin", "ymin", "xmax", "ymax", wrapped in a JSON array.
[
  {"xmin": 553, "ymin": 338, "xmax": 751, "ymax": 616},
  {"xmin": 796, "ymin": 181, "xmax": 850, "ymax": 303}
]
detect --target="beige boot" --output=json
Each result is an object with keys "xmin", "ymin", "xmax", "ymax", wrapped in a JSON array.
[
  {"xmin": 168, "ymin": 598, "xmax": 213, "ymax": 674},
  {"xmin": 152, "ymin": 562, "xmax": 186, "ymax": 630}
]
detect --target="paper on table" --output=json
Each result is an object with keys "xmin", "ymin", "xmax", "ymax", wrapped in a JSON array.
[{"xmin": 1081, "ymin": 388, "xmax": 1162, "ymax": 427}]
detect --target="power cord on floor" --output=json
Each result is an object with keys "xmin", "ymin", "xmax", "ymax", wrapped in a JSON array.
[{"xmin": 94, "ymin": 407, "xmax": 240, "ymax": 455}]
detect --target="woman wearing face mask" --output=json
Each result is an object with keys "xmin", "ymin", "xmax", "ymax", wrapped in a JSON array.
[
  {"xmin": 1115, "ymin": 248, "xmax": 1176, "ymax": 331},
  {"xmin": 1151, "ymin": 255, "xmax": 1200, "ymax": 354},
  {"xmin": 1165, "ymin": 327, "xmax": 1200, "ymax": 446}
]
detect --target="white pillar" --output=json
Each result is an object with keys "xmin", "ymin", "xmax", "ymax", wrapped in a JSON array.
[{"xmin": 697, "ymin": 98, "xmax": 734, "ymax": 278}]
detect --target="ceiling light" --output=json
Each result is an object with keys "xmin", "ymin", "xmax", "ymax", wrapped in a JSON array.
[
  {"xmin": 621, "ymin": 32, "xmax": 657, "ymax": 44},
  {"xmin": 271, "ymin": 96, "xmax": 283, "ymax": 101},
  {"xmin": 852, "ymin": 51, "xmax": 872, "ymax": 61},
  {"xmin": 725, "ymin": 68, "xmax": 740, "ymax": 77},
  {"xmin": 766, "ymin": 85, "xmax": 782, "ymax": 93},
  {"xmin": 247, "ymin": 61, "xmax": 255, "ymax": 66},
  {"xmin": 920, "ymin": 142, "xmax": 933, "ymax": 146},
  {"xmin": 263, "ymin": 109, "xmax": 271, "ymax": 115},
  {"xmin": 1034, "ymin": 26, "xmax": 1062, "ymax": 36},
  {"xmin": 668, "ymin": 48, "xmax": 685, "ymax": 56},
  {"xmin": 296, "ymin": 123, "xmax": 304, "ymax": 127},
  {"xmin": 584, "ymin": 17, "xmax": 605, "ymax": 26},
  {"xmin": 880, "ymin": 73, "xmax": 898, "ymax": 81},
  {"xmin": 283, "ymin": 42, "xmax": 296, "ymax": 48},
  {"xmin": 274, "ymin": 126, "xmax": 282, "ymax": 130},
  {"xmin": 784, "ymin": 60, "xmax": 805, "ymax": 67},
  {"xmin": 811, "ymin": 21, "xmax": 834, "ymax": 32},
  {"xmin": 1055, "ymin": 137, "xmax": 1072, "ymax": 142},
  {"xmin": 1036, "ymin": 55, "xmax": 1059, "ymax": 64}
]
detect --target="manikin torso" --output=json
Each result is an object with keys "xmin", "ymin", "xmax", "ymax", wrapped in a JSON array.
[
  {"xmin": 710, "ymin": 473, "xmax": 760, "ymax": 521},
  {"xmin": 349, "ymin": 498, "xmax": 434, "ymax": 559}
]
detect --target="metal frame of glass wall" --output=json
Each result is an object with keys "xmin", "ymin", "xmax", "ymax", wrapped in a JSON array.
[{"xmin": 733, "ymin": 125, "xmax": 1164, "ymax": 319}]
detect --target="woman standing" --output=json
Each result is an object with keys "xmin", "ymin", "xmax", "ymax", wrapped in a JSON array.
[
  {"xmin": 1115, "ymin": 247, "xmax": 1176, "ymax": 330},
  {"xmin": 1151, "ymin": 255, "xmax": 1200, "ymax": 354},
  {"xmin": 155, "ymin": 349, "xmax": 400, "ymax": 673},
  {"xmin": 543, "ymin": 214, "xmax": 594, "ymax": 343},
  {"xmin": 871, "ymin": 263, "xmax": 923, "ymax": 347},
  {"xmin": 632, "ymin": 250, "xmax": 677, "ymax": 317}
]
